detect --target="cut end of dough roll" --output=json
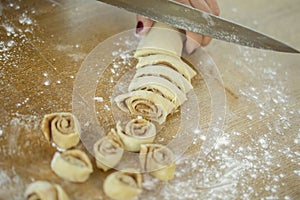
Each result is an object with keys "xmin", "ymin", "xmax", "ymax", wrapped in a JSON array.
[
  {"xmin": 116, "ymin": 119, "xmax": 156, "ymax": 152},
  {"xmin": 103, "ymin": 170, "xmax": 143, "ymax": 200},
  {"xmin": 50, "ymin": 149, "xmax": 93, "ymax": 183},
  {"xmin": 134, "ymin": 22, "xmax": 184, "ymax": 58},
  {"xmin": 93, "ymin": 129, "xmax": 124, "ymax": 171},
  {"xmin": 41, "ymin": 112, "xmax": 81, "ymax": 150},
  {"xmin": 24, "ymin": 180, "xmax": 69, "ymax": 200},
  {"xmin": 139, "ymin": 144, "xmax": 176, "ymax": 181},
  {"xmin": 114, "ymin": 90, "xmax": 176, "ymax": 124}
]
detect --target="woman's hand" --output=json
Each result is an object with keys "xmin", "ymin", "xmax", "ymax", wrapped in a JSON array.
[{"xmin": 136, "ymin": 0, "xmax": 220, "ymax": 54}]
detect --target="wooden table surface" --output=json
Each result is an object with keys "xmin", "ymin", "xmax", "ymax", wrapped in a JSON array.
[{"xmin": 0, "ymin": 0, "xmax": 299, "ymax": 199}]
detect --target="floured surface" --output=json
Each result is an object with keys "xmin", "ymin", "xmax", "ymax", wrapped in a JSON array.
[{"xmin": 0, "ymin": 0, "xmax": 300, "ymax": 199}]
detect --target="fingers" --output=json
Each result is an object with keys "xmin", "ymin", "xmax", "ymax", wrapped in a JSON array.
[
  {"xmin": 185, "ymin": 32, "xmax": 202, "ymax": 54},
  {"xmin": 204, "ymin": 0, "xmax": 220, "ymax": 15},
  {"xmin": 185, "ymin": 0, "xmax": 220, "ymax": 52},
  {"xmin": 136, "ymin": 0, "xmax": 220, "ymax": 53},
  {"xmin": 189, "ymin": 0, "xmax": 211, "ymax": 13},
  {"xmin": 176, "ymin": 0, "xmax": 191, "ymax": 5},
  {"xmin": 136, "ymin": 15, "xmax": 154, "ymax": 35},
  {"xmin": 201, "ymin": 36, "xmax": 212, "ymax": 46}
]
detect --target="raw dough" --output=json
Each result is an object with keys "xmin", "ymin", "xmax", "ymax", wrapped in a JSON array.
[
  {"xmin": 134, "ymin": 22, "xmax": 184, "ymax": 58},
  {"xmin": 134, "ymin": 64, "xmax": 193, "ymax": 93},
  {"xmin": 41, "ymin": 112, "xmax": 80, "ymax": 149},
  {"xmin": 139, "ymin": 144, "xmax": 176, "ymax": 181},
  {"xmin": 115, "ymin": 90, "xmax": 176, "ymax": 124},
  {"xmin": 93, "ymin": 129, "xmax": 124, "ymax": 171},
  {"xmin": 136, "ymin": 54, "xmax": 197, "ymax": 82},
  {"xmin": 24, "ymin": 180, "xmax": 69, "ymax": 200},
  {"xmin": 50, "ymin": 149, "xmax": 93, "ymax": 183},
  {"xmin": 128, "ymin": 76, "xmax": 187, "ymax": 107},
  {"xmin": 116, "ymin": 119, "xmax": 156, "ymax": 152},
  {"xmin": 103, "ymin": 170, "xmax": 142, "ymax": 200}
]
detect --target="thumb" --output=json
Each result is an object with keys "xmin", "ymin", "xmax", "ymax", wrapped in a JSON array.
[{"xmin": 136, "ymin": 15, "xmax": 154, "ymax": 35}]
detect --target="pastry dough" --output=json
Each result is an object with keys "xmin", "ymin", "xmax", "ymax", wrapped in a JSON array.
[
  {"xmin": 134, "ymin": 22, "xmax": 183, "ymax": 58},
  {"xmin": 93, "ymin": 129, "xmax": 124, "ymax": 171},
  {"xmin": 103, "ymin": 170, "xmax": 142, "ymax": 200},
  {"xmin": 134, "ymin": 64, "xmax": 193, "ymax": 93},
  {"xmin": 116, "ymin": 119, "xmax": 156, "ymax": 152},
  {"xmin": 128, "ymin": 76, "xmax": 187, "ymax": 107},
  {"xmin": 115, "ymin": 90, "xmax": 176, "ymax": 124},
  {"xmin": 139, "ymin": 144, "xmax": 176, "ymax": 181},
  {"xmin": 41, "ymin": 112, "xmax": 80, "ymax": 149},
  {"xmin": 24, "ymin": 180, "xmax": 69, "ymax": 200},
  {"xmin": 50, "ymin": 149, "xmax": 93, "ymax": 183},
  {"xmin": 136, "ymin": 54, "xmax": 197, "ymax": 82}
]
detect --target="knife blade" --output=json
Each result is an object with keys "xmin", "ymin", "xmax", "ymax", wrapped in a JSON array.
[{"xmin": 97, "ymin": 0, "xmax": 299, "ymax": 53}]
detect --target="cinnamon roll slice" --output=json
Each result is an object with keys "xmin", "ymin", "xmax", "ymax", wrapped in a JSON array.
[
  {"xmin": 50, "ymin": 149, "xmax": 93, "ymax": 183},
  {"xmin": 116, "ymin": 119, "xmax": 156, "ymax": 152},
  {"xmin": 136, "ymin": 54, "xmax": 196, "ymax": 82},
  {"xmin": 139, "ymin": 144, "xmax": 176, "ymax": 181},
  {"xmin": 134, "ymin": 65, "xmax": 193, "ymax": 93},
  {"xmin": 128, "ymin": 76, "xmax": 187, "ymax": 107},
  {"xmin": 24, "ymin": 180, "xmax": 69, "ymax": 200},
  {"xmin": 93, "ymin": 129, "xmax": 124, "ymax": 171},
  {"xmin": 115, "ymin": 90, "xmax": 176, "ymax": 124},
  {"xmin": 41, "ymin": 112, "xmax": 80, "ymax": 149},
  {"xmin": 103, "ymin": 170, "xmax": 142, "ymax": 200}
]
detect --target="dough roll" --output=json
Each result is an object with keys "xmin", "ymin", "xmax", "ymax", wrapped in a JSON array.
[
  {"xmin": 128, "ymin": 75, "xmax": 187, "ymax": 107},
  {"xmin": 24, "ymin": 180, "xmax": 69, "ymax": 200},
  {"xmin": 134, "ymin": 22, "xmax": 184, "ymax": 58},
  {"xmin": 41, "ymin": 112, "xmax": 80, "ymax": 149},
  {"xmin": 116, "ymin": 119, "xmax": 156, "ymax": 152},
  {"xmin": 103, "ymin": 170, "xmax": 142, "ymax": 200},
  {"xmin": 139, "ymin": 144, "xmax": 176, "ymax": 181},
  {"xmin": 50, "ymin": 149, "xmax": 93, "ymax": 183},
  {"xmin": 115, "ymin": 90, "xmax": 176, "ymax": 124},
  {"xmin": 134, "ymin": 64, "xmax": 193, "ymax": 93},
  {"xmin": 93, "ymin": 129, "xmax": 124, "ymax": 171}
]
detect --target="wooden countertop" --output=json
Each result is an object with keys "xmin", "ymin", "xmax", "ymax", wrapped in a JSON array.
[{"xmin": 0, "ymin": 0, "xmax": 299, "ymax": 199}]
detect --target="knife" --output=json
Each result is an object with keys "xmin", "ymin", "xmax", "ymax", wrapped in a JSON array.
[{"xmin": 97, "ymin": 0, "xmax": 299, "ymax": 53}]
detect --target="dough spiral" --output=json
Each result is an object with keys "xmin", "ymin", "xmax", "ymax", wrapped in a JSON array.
[
  {"xmin": 115, "ymin": 90, "xmax": 175, "ymax": 124},
  {"xmin": 50, "ymin": 149, "xmax": 93, "ymax": 183},
  {"xmin": 93, "ymin": 129, "xmax": 124, "ymax": 171},
  {"xmin": 41, "ymin": 112, "xmax": 80, "ymax": 149},
  {"xmin": 24, "ymin": 180, "xmax": 69, "ymax": 200},
  {"xmin": 139, "ymin": 144, "xmax": 176, "ymax": 181},
  {"xmin": 103, "ymin": 170, "xmax": 142, "ymax": 200},
  {"xmin": 116, "ymin": 119, "xmax": 156, "ymax": 152}
]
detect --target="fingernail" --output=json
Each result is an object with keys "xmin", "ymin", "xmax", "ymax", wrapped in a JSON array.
[{"xmin": 136, "ymin": 21, "xmax": 144, "ymax": 34}]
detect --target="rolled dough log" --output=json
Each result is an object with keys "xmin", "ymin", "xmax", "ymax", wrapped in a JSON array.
[
  {"xmin": 128, "ymin": 76, "xmax": 187, "ymax": 107},
  {"xmin": 136, "ymin": 54, "xmax": 196, "ymax": 82},
  {"xmin": 134, "ymin": 22, "xmax": 184, "ymax": 58},
  {"xmin": 134, "ymin": 65, "xmax": 193, "ymax": 93}
]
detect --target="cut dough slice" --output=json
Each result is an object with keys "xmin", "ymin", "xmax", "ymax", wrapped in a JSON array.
[
  {"xmin": 115, "ymin": 90, "xmax": 176, "ymax": 124},
  {"xmin": 41, "ymin": 112, "xmax": 80, "ymax": 149},
  {"xmin": 134, "ymin": 64, "xmax": 193, "ymax": 93},
  {"xmin": 50, "ymin": 149, "xmax": 93, "ymax": 183},
  {"xmin": 139, "ymin": 144, "xmax": 176, "ymax": 181},
  {"xmin": 24, "ymin": 180, "xmax": 69, "ymax": 200},
  {"xmin": 103, "ymin": 170, "xmax": 142, "ymax": 200},
  {"xmin": 136, "ymin": 54, "xmax": 197, "ymax": 82},
  {"xmin": 116, "ymin": 119, "xmax": 156, "ymax": 152},
  {"xmin": 134, "ymin": 22, "xmax": 183, "ymax": 58},
  {"xmin": 93, "ymin": 129, "xmax": 124, "ymax": 171},
  {"xmin": 128, "ymin": 76, "xmax": 187, "ymax": 107}
]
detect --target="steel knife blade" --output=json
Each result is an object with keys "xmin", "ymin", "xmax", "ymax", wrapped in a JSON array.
[{"xmin": 97, "ymin": 0, "xmax": 299, "ymax": 53}]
